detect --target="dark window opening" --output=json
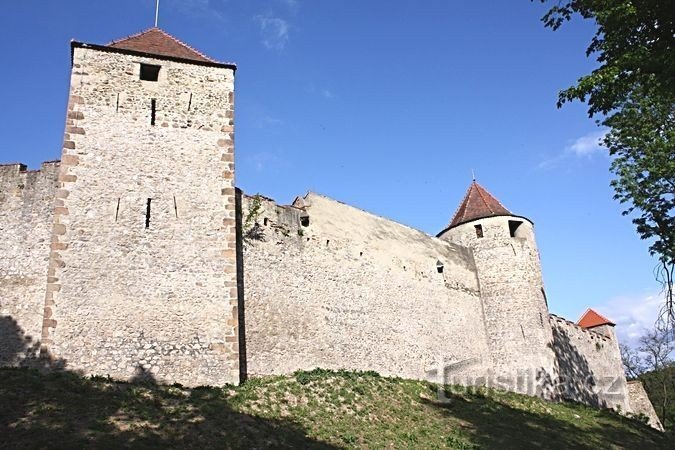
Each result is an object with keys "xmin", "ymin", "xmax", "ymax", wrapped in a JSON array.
[
  {"xmin": 436, "ymin": 260, "xmax": 444, "ymax": 274},
  {"xmin": 509, "ymin": 220, "xmax": 524, "ymax": 238},
  {"xmin": 140, "ymin": 64, "xmax": 161, "ymax": 82},
  {"xmin": 116, "ymin": 93, "xmax": 120, "ymax": 113},
  {"xmin": 145, "ymin": 198, "xmax": 152, "ymax": 228},
  {"xmin": 359, "ymin": 251, "xmax": 363, "ymax": 257},
  {"xmin": 300, "ymin": 216, "xmax": 310, "ymax": 227},
  {"xmin": 115, "ymin": 198, "xmax": 120, "ymax": 222},
  {"xmin": 173, "ymin": 196, "xmax": 178, "ymax": 218},
  {"xmin": 150, "ymin": 99, "xmax": 156, "ymax": 126},
  {"xmin": 474, "ymin": 224, "xmax": 484, "ymax": 238},
  {"xmin": 263, "ymin": 218, "xmax": 269, "ymax": 226},
  {"xmin": 187, "ymin": 93, "xmax": 193, "ymax": 111},
  {"xmin": 326, "ymin": 240, "xmax": 330, "ymax": 247}
]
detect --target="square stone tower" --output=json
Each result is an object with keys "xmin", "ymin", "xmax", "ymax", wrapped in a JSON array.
[{"xmin": 41, "ymin": 28, "xmax": 239, "ymax": 386}]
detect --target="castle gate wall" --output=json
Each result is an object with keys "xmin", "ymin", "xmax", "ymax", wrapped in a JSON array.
[
  {"xmin": 0, "ymin": 162, "xmax": 59, "ymax": 365},
  {"xmin": 41, "ymin": 47, "xmax": 239, "ymax": 386},
  {"xmin": 241, "ymin": 193, "xmax": 492, "ymax": 382},
  {"xmin": 549, "ymin": 315, "xmax": 630, "ymax": 411}
]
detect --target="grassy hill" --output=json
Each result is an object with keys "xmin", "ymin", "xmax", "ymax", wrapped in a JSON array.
[{"xmin": 0, "ymin": 368, "xmax": 668, "ymax": 449}]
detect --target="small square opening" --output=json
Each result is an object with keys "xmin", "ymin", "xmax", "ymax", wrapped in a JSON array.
[
  {"xmin": 474, "ymin": 224, "xmax": 484, "ymax": 238},
  {"xmin": 140, "ymin": 64, "xmax": 161, "ymax": 82},
  {"xmin": 509, "ymin": 220, "xmax": 524, "ymax": 238}
]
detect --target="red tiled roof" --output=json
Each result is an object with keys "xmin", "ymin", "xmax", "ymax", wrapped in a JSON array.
[
  {"xmin": 577, "ymin": 309, "xmax": 616, "ymax": 328},
  {"xmin": 448, "ymin": 181, "xmax": 511, "ymax": 228},
  {"xmin": 107, "ymin": 27, "xmax": 216, "ymax": 63}
]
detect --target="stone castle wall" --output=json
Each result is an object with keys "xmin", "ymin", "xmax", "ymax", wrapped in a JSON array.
[
  {"xmin": 240, "ymin": 193, "xmax": 492, "ymax": 381},
  {"xmin": 40, "ymin": 46, "xmax": 239, "ymax": 386},
  {"xmin": 627, "ymin": 380, "xmax": 664, "ymax": 430},
  {"xmin": 549, "ymin": 315, "xmax": 630, "ymax": 411},
  {"xmin": 0, "ymin": 162, "xmax": 59, "ymax": 365}
]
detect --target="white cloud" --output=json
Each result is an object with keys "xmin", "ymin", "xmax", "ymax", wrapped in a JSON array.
[
  {"xmin": 321, "ymin": 89, "xmax": 334, "ymax": 99},
  {"xmin": 280, "ymin": 0, "xmax": 299, "ymax": 10},
  {"xmin": 255, "ymin": 15, "xmax": 290, "ymax": 50},
  {"xmin": 537, "ymin": 129, "xmax": 609, "ymax": 169},
  {"xmin": 170, "ymin": 0, "xmax": 226, "ymax": 22},
  {"xmin": 594, "ymin": 292, "xmax": 665, "ymax": 348},
  {"xmin": 567, "ymin": 129, "xmax": 608, "ymax": 157}
]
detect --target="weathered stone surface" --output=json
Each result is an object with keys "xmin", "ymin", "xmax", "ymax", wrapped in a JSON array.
[
  {"xmin": 0, "ymin": 162, "xmax": 60, "ymax": 365},
  {"xmin": 627, "ymin": 380, "xmax": 664, "ymax": 430},
  {"xmin": 241, "ymin": 193, "xmax": 490, "ymax": 382},
  {"xmin": 37, "ymin": 45, "xmax": 238, "ymax": 386}
]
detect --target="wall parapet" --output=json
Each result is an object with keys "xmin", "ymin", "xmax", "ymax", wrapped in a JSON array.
[{"xmin": 549, "ymin": 313, "xmax": 611, "ymax": 342}]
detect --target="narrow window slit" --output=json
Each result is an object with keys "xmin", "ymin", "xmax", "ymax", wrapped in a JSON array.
[
  {"xmin": 173, "ymin": 196, "xmax": 178, "ymax": 218},
  {"xmin": 187, "ymin": 93, "xmax": 193, "ymax": 111},
  {"xmin": 116, "ymin": 93, "xmax": 120, "ymax": 113},
  {"xmin": 150, "ymin": 99, "xmax": 156, "ymax": 126},
  {"xmin": 145, "ymin": 198, "xmax": 152, "ymax": 228},
  {"xmin": 115, "ymin": 198, "xmax": 120, "ymax": 221}
]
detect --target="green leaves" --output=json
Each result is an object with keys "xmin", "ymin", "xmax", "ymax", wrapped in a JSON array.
[{"xmin": 540, "ymin": 0, "xmax": 675, "ymax": 323}]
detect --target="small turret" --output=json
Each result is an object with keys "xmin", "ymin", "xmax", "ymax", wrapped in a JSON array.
[{"xmin": 438, "ymin": 181, "xmax": 556, "ymax": 397}]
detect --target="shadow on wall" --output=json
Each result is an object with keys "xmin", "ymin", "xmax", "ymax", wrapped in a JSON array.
[
  {"xmin": 0, "ymin": 315, "xmax": 337, "ymax": 449},
  {"xmin": 549, "ymin": 325, "xmax": 603, "ymax": 408},
  {"xmin": 0, "ymin": 315, "xmax": 65, "ymax": 371}
]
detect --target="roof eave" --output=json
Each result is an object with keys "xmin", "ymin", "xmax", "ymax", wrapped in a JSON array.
[
  {"xmin": 436, "ymin": 214, "xmax": 534, "ymax": 237},
  {"xmin": 70, "ymin": 41, "xmax": 237, "ymax": 71}
]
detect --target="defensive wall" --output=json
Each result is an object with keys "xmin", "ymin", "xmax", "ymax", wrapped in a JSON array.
[
  {"xmin": 549, "ymin": 314, "xmax": 630, "ymax": 411},
  {"xmin": 240, "ymin": 192, "xmax": 492, "ymax": 382},
  {"xmin": 0, "ymin": 162, "xmax": 59, "ymax": 365}
]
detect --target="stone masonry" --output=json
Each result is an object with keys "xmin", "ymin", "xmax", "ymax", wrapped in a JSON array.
[{"xmin": 0, "ymin": 27, "xmax": 662, "ymax": 427}]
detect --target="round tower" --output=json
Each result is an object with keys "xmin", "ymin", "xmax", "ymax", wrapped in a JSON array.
[{"xmin": 438, "ymin": 181, "xmax": 556, "ymax": 397}]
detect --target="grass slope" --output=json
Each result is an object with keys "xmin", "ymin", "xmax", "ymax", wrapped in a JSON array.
[{"xmin": 0, "ymin": 368, "xmax": 668, "ymax": 449}]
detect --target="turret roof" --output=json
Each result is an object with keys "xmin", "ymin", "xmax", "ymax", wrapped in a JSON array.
[
  {"xmin": 577, "ymin": 308, "xmax": 616, "ymax": 328},
  {"xmin": 107, "ymin": 27, "xmax": 216, "ymax": 63},
  {"xmin": 447, "ymin": 181, "xmax": 512, "ymax": 228}
]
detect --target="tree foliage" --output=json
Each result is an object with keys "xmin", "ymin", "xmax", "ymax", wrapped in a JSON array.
[{"xmin": 539, "ymin": 0, "xmax": 675, "ymax": 324}]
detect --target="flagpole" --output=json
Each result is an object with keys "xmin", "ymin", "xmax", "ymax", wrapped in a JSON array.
[{"xmin": 154, "ymin": 0, "xmax": 160, "ymax": 27}]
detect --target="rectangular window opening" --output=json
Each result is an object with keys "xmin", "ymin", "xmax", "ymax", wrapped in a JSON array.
[
  {"xmin": 145, "ymin": 198, "xmax": 152, "ymax": 229},
  {"xmin": 140, "ymin": 63, "xmax": 161, "ymax": 82},
  {"xmin": 509, "ymin": 220, "xmax": 524, "ymax": 238},
  {"xmin": 150, "ymin": 99, "xmax": 156, "ymax": 126},
  {"xmin": 474, "ymin": 224, "xmax": 484, "ymax": 238}
]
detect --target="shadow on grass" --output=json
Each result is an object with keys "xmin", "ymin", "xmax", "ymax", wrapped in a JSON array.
[
  {"xmin": 0, "ymin": 316, "xmax": 336, "ymax": 449},
  {"xmin": 0, "ymin": 368, "xmax": 338, "ymax": 449},
  {"xmin": 421, "ymin": 384, "xmax": 667, "ymax": 450}
]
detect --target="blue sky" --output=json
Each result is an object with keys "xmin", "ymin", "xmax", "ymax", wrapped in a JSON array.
[{"xmin": 0, "ymin": 0, "xmax": 662, "ymax": 343}]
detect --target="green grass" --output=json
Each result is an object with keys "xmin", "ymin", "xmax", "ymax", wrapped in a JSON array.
[{"xmin": 0, "ymin": 367, "xmax": 668, "ymax": 449}]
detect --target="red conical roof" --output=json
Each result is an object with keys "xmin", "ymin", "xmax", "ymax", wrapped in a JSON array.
[
  {"xmin": 577, "ymin": 309, "xmax": 616, "ymax": 329},
  {"xmin": 447, "ymin": 181, "xmax": 511, "ymax": 228},
  {"xmin": 107, "ymin": 27, "xmax": 216, "ymax": 63}
]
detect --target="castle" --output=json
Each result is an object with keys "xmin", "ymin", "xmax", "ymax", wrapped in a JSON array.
[{"xmin": 0, "ymin": 28, "xmax": 662, "ymax": 429}]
